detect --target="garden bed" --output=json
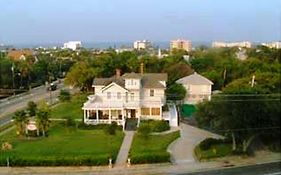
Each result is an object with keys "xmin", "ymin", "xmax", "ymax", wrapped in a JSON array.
[
  {"xmin": 129, "ymin": 131, "xmax": 180, "ymax": 164},
  {"xmin": 194, "ymin": 138, "xmax": 232, "ymax": 161}
]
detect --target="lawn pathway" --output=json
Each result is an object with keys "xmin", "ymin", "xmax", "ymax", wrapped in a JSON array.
[{"xmin": 115, "ymin": 131, "xmax": 135, "ymax": 167}]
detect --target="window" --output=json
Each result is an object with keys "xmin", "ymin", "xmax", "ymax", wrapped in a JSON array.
[
  {"xmin": 131, "ymin": 79, "xmax": 133, "ymax": 85},
  {"xmin": 117, "ymin": 92, "xmax": 121, "ymax": 99},
  {"xmin": 141, "ymin": 108, "xmax": 150, "ymax": 115},
  {"xmin": 151, "ymin": 108, "xmax": 160, "ymax": 115},
  {"xmin": 150, "ymin": 89, "xmax": 154, "ymax": 97},
  {"xmin": 131, "ymin": 93, "xmax": 134, "ymax": 101},
  {"xmin": 107, "ymin": 92, "xmax": 111, "ymax": 99},
  {"xmin": 125, "ymin": 92, "xmax": 128, "ymax": 102}
]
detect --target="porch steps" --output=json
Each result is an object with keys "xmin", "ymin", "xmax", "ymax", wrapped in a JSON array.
[
  {"xmin": 115, "ymin": 131, "xmax": 135, "ymax": 167},
  {"xmin": 125, "ymin": 118, "xmax": 138, "ymax": 131}
]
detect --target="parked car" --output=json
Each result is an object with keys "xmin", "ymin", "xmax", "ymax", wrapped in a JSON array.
[{"xmin": 47, "ymin": 83, "xmax": 57, "ymax": 91}]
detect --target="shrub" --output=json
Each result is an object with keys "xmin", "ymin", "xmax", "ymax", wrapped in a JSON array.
[
  {"xmin": 59, "ymin": 89, "xmax": 71, "ymax": 102},
  {"xmin": 130, "ymin": 152, "xmax": 170, "ymax": 164},
  {"xmin": 150, "ymin": 120, "xmax": 170, "ymax": 132},
  {"xmin": 0, "ymin": 155, "xmax": 109, "ymax": 166},
  {"xmin": 137, "ymin": 123, "xmax": 151, "ymax": 138},
  {"xmin": 27, "ymin": 101, "xmax": 37, "ymax": 117},
  {"xmin": 199, "ymin": 138, "xmax": 224, "ymax": 150},
  {"xmin": 140, "ymin": 120, "xmax": 170, "ymax": 132},
  {"xmin": 104, "ymin": 122, "xmax": 118, "ymax": 135},
  {"xmin": 64, "ymin": 116, "xmax": 76, "ymax": 128}
]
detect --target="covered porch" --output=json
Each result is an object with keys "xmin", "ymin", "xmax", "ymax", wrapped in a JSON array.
[{"xmin": 83, "ymin": 108, "xmax": 140, "ymax": 129}]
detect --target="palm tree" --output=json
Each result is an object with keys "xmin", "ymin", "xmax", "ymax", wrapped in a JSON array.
[
  {"xmin": 13, "ymin": 110, "xmax": 29, "ymax": 136},
  {"xmin": 36, "ymin": 110, "xmax": 51, "ymax": 137}
]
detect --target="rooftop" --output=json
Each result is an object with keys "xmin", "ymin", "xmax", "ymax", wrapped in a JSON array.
[{"xmin": 176, "ymin": 72, "xmax": 213, "ymax": 85}]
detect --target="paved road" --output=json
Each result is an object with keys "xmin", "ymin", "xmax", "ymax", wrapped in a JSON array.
[
  {"xmin": 0, "ymin": 80, "xmax": 66, "ymax": 126},
  {"xmin": 0, "ymin": 160, "xmax": 279, "ymax": 175},
  {"xmin": 168, "ymin": 123, "xmax": 224, "ymax": 164},
  {"xmin": 181, "ymin": 162, "xmax": 281, "ymax": 175}
]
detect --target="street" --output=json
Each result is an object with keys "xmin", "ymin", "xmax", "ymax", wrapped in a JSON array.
[
  {"xmin": 0, "ymin": 80, "xmax": 66, "ymax": 126},
  {"xmin": 181, "ymin": 162, "xmax": 281, "ymax": 175}
]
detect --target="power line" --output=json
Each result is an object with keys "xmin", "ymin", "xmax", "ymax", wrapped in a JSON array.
[{"xmin": 208, "ymin": 126, "xmax": 280, "ymax": 133}]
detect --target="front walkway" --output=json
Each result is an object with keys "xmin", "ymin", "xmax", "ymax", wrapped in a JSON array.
[
  {"xmin": 115, "ymin": 131, "xmax": 135, "ymax": 167},
  {"xmin": 168, "ymin": 123, "xmax": 223, "ymax": 164}
]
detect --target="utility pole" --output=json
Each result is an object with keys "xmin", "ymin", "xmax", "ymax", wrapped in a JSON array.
[
  {"xmin": 251, "ymin": 75, "xmax": 255, "ymax": 87},
  {"xmin": 11, "ymin": 64, "xmax": 15, "ymax": 96},
  {"xmin": 49, "ymin": 74, "xmax": 52, "ymax": 105}
]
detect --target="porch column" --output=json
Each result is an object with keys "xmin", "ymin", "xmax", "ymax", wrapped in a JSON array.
[
  {"xmin": 122, "ymin": 109, "xmax": 125, "ymax": 130},
  {"xmin": 83, "ymin": 110, "xmax": 86, "ymax": 122},
  {"xmin": 86, "ymin": 110, "xmax": 89, "ymax": 120},
  {"xmin": 96, "ymin": 110, "xmax": 99, "ymax": 123},
  {"xmin": 109, "ymin": 109, "xmax": 112, "ymax": 124},
  {"xmin": 137, "ymin": 108, "xmax": 140, "ymax": 127},
  {"xmin": 160, "ymin": 107, "xmax": 162, "ymax": 119}
]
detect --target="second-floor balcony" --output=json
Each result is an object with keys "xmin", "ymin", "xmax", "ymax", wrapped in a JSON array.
[{"xmin": 84, "ymin": 94, "xmax": 166, "ymax": 109}]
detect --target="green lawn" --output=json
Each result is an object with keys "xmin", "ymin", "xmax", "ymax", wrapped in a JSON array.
[
  {"xmin": 0, "ymin": 123, "xmax": 124, "ymax": 166},
  {"xmin": 194, "ymin": 143, "xmax": 232, "ymax": 160},
  {"xmin": 129, "ymin": 131, "xmax": 180, "ymax": 164},
  {"xmin": 51, "ymin": 93, "xmax": 87, "ymax": 119}
]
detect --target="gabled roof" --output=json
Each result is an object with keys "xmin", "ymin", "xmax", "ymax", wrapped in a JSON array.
[
  {"xmin": 141, "ymin": 73, "xmax": 167, "ymax": 88},
  {"xmin": 176, "ymin": 72, "xmax": 213, "ymax": 85},
  {"xmin": 93, "ymin": 76, "xmax": 125, "ymax": 87},
  {"xmin": 93, "ymin": 73, "xmax": 168, "ymax": 89},
  {"xmin": 7, "ymin": 50, "xmax": 33, "ymax": 60},
  {"xmin": 101, "ymin": 82, "xmax": 128, "ymax": 92}
]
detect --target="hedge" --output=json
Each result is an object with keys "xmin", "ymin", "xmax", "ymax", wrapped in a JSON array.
[
  {"xmin": 141, "ymin": 120, "xmax": 170, "ymax": 132},
  {"xmin": 0, "ymin": 155, "xmax": 109, "ymax": 166},
  {"xmin": 78, "ymin": 123, "xmax": 122, "ymax": 130},
  {"xmin": 130, "ymin": 152, "xmax": 170, "ymax": 164},
  {"xmin": 194, "ymin": 140, "xmax": 232, "ymax": 161}
]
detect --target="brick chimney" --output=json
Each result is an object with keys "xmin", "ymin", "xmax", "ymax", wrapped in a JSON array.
[
  {"xmin": 140, "ymin": 63, "xmax": 144, "ymax": 74},
  {"xmin": 116, "ymin": 69, "xmax": 121, "ymax": 78}
]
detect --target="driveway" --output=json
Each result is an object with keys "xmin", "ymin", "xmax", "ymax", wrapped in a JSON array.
[{"xmin": 168, "ymin": 123, "xmax": 223, "ymax": 164}]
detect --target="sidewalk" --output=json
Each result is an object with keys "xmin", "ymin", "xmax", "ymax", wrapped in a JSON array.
[
  {"xmin": 0, "ymin": 151, "xmax": 279, "ymax": 175},
  {"xmin": 114, "ymin": 131, "xmax": 135, "ymax": 167}
]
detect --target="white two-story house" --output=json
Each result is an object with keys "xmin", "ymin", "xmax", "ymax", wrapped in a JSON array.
[
  {"xmin": 82, "ymin": 69, "xmax": 168, "ymax": 129},
  {"xmin": 176, "ymin": 72, "xmax": 213, "ymax": 104}
]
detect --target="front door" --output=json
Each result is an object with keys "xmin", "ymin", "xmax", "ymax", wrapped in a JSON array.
[{"xmin": 130, "ymin": 109, "xmax": 136, "ymax": 118}]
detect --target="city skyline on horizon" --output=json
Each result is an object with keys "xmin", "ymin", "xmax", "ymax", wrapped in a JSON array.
[{"xmin": 0, "ymin": 0, "xmax": 280, "ymax": 44}]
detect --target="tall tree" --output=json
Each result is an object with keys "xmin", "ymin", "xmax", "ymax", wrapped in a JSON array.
[
  {"xmin": 36, "ymin": 101, "xmax": 51, "ymax": 137},
  {"xmin": 13, "ymin": 110, "xmax": 29, "ymax": 136}
]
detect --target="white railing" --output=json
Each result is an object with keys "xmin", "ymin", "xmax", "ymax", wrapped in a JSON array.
[{"xmin": 85, "ymin": 119, "xmax": 124, "ymax": 125}]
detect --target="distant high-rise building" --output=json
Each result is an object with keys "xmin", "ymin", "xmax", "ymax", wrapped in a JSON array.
[
  {"xmin": 170, "ymin": 39, "xmax": 192, "ymax": 52},
  {"xmin": 261, "ymin": 41, "xmax": 281, "ymax": 49},
  {"xmin": 133, "ymin": 40, "xmax": 152, "ymax": 50},
  {"xmin": 212, "ymin": 41, "xmax": 251, "ymax": 48},
  {"xmin": 63, "ymin": 41, "xmax": 82, "ymax": 50}
]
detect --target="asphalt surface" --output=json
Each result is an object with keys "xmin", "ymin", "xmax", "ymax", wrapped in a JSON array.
[
  {"xmin": 180, "ymin": 162, "xmax": 281, "ymax": 175},
  {"xmin": 0, "ymin": 80, "xmax": 65, "ymax": 126}
]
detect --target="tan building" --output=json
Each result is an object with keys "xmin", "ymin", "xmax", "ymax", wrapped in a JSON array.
[
  {"xmin": 176, "ymin": 72, "xmax": 213, "ymax": 104},
  {"xmin": 261, "ymin": 41, "xmax": 281, "ymax": 49},
  {"xmin": 170, "ymin": 39, "xmax": 192, "ymax": 52},
  {"xmin": 133, "ymin": 40, "xmax": 152, "ymax": 50},
  {"xmin": 212, "ymin": 41, "xmax": 251, "ymax": 48}
]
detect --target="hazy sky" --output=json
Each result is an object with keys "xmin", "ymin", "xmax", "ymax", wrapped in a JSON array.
[{"xmin": 1, "ymin": 0, "xmax": 280, "ymax": 44}]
